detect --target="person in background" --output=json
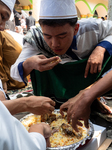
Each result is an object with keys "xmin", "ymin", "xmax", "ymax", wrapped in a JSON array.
[
  {"xmin": 21, "ymin": 10, "xmax": 28, "ymax": 19},
  {"xmin": 21, "ymin": 16, "xmax": 26, "ymax": 29},
  {"xmin": 5, "ymin": 20, "xmax": 15, "ymax": 31},
  {"xmin": 13, "ymin": 8, "xmax": 21, "ymax": 26},
  {"xmin": 105, "ymin": 15, "xmax": 107, "ymax": 20},
  {"xmin": 20, "ymin": 10, "xmax": 28, "ymax": 29},
  {"xmin": 23, "ymin": 28, "xmax": 27, "ymax": 35},
  {"xmin": 101, "ymin": 17, "xmax": 105, "ymax": 21},
  {"xmin": 5, "ymin": 27, "xmax": 24, "ymax": 46},
  {"xmin": 0, "ymin": 0, "xmax": 53, "ymax": 149},
  {"xmin": 26, "ymin": 11, "xmax": 35, "ymax": 31},
  {"xmin": 15, "ymin": 25, "xmax": 23, "ymax": 34}
]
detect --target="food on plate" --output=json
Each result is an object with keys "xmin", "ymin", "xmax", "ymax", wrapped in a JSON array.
[
  {"xmin": 41, "ymin": 113, "xmax": 56, "ymax": 123},
  {"xmin": 21, "ymin": 114, "xmax": 41, "ymax": 130},
  {"xmin": 21, "ymin": 111, "xmax": 88, "ymax": 148}
]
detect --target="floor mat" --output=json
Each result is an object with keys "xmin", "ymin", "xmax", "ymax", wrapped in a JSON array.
[{"xmin": 7, "ymin": 81, "xmax": 33, "ymax": 96}]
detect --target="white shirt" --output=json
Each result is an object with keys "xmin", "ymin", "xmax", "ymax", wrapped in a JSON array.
[
  {"xmin": 0, "ymin": 101, "xmax": 46, "ymax": 150},
  {"xmin": 6, "ymin": 30, "xmax": 24, "ymax": 47},
  {"xmin": 0, "ymin": 79, "xmax": 7, "ymax": 99}
]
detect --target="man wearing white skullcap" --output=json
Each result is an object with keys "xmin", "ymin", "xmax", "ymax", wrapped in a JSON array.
[
  {"xmin": 11, "ymin": 0, "xmax": 112, "ymax": 131},
  {"xmin": 0, "ymin": 0, "xmax": 53, "ymax": 150},
  {"xmin": 0, "ymin": 0, "xmax": 16, "ymax": 31}
]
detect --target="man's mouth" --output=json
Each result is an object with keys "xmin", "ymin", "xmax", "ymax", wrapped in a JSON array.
[{"xmin": 53, "ymin": 49, "xmax": 62, "ymax": 52}]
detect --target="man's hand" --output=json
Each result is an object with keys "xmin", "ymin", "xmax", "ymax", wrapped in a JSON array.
[
  {"xmin": 32, "ymin": 55, "xmax": 61, "ymax": 72},
  {"xmin": 2, "ymin": 95, "xmax": 55, "ymax": 115},
  {"xmin": 29, "ymin": 123, "xmax": 51, "ymax": 147},
  {"xmin": 60, "ymin": 89, "xmax": 93, "ymax": 132},
  {"xmin": 23, "ymin": 55, "xmax": 61, "ymax": 78},
  {"xmin": 84, "ymin": 46, "xmax": 106, "ymax": 78},
  {"xmin": 26, "ymin": 96, "xmax": 55, "ymax": 115}
]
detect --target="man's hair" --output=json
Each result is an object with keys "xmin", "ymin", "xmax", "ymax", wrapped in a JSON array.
[
  {"xmin": 101, "ymin": 17, "xmax": 105, "ymax": 21},
  {"xmin": 39, "ymin": 18, "xmax": 78, "ymax": 27},
  {"xmin": 29, "ymin": 11, "xmax": 32, "ymax": 15}
]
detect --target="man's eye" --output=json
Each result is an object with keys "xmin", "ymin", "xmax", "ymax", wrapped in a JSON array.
[
  {"xmin": 1, "ymin": 14, "xmax": 5, "ymax": 20},
  {"xmin": 1, "ymin": 14, "xmax": 4, "ymax": 19},
  {"xmin": 59, "ymin": 36, "xmax": 66, "ymax": 39},
  {"xmin": 1, "ymin": 14, "xmax": 8, "ymax": 21},
  {"xmin": 44, "ymin": 36, "xmax": 51, "ymax": 39},
  {"xmin": 47, "ymin": 37, "xmax": 52, "ymax": 39}
]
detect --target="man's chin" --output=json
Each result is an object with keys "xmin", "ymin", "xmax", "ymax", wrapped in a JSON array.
[{"xmin": 53, "ymin": 50, "xmax": 66, "ymax": 55}]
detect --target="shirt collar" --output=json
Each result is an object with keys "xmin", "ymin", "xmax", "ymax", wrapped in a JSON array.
[{"xmin": 70, "ymin": 35, "xmax": 77, "ymax": 50}]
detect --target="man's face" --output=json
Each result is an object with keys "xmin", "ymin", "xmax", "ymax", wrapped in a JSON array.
[
  {"xmin": 15, "ymin": 27, "xmax": 19, "ymax": 33},
  {"xmin": 41, "ymin": 23, "xmax": 79, "ymax": 55},
  {"xmin": 0, "ymin": 2, "xmax": 11, "ymax": 31}
]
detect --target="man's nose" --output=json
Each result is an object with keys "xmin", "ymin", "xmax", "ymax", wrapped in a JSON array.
[
  {"xmin": 51, "ymin": 38, "xmax": 60, "ymax": 47},
  {"xmin": 0, "ymin": 22, "xmax": 5, "ymax": 31},
  {"xmin": 0, "ymin": 24, "xmax": 5, "ymax": 31}
]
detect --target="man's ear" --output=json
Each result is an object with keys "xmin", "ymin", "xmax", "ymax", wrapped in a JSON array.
[{"xmin": 74, "ymin": 23, "xmax": 79, "ymax": 35}]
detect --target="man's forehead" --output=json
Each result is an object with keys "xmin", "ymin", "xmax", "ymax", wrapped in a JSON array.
[{"xmin": 41, "ymin": 24, "xmax": 72, "ymax": 35}]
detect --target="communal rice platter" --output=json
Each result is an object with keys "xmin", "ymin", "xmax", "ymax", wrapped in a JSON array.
[{"xmin": 20, "ymin": 110, "xmax": 94, "ymax": 149}]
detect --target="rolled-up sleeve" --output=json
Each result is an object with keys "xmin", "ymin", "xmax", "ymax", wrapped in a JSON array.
[{"xmin": 97, "ymin": 19, "xmax": 112, "ymax": 55}]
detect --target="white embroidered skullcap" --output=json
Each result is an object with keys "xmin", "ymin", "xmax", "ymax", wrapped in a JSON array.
[
  {"xmin": 39, "ymin": 0, "xmax": 77, "ymax": 19},
  {"xmin": 1, "ymin": 0, "xmax": 16, "ymax": 11}
]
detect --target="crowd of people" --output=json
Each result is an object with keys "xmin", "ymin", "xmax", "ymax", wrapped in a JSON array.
[
  {"xmin": 7, "ymin": 9, "xmax": 36, "ymax": 35},
  {"xmin": 1, "ymin": 0, "xmax": 112, "ymax": 149}
]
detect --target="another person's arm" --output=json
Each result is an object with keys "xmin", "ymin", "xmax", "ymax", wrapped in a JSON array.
[
  {"xmin": 60, "ymin": 70, "xmax": 112, "ymax": 131},
  {"xmin": 0, "ymin": 101, "xmax": 49, "ymax": 150},
  {"xmin": 2, "ymin": 95, "xmax": 55, "ymax": 115},
  {"xmin": 84, "ymin": 46, "xmax": 106, "ymax": 78},
  {"xmin": 84, "ymin": 19, "xmax": 112, "ymax": 78}
]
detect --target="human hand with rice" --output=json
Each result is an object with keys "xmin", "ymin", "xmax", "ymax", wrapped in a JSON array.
[
  {"xmin": 23, "ymin": 55, "xmax": 61, "ymax": 78},
  {"xmin": 60, "ymin": 89, "xmax": 94, "ymax": 132}
]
